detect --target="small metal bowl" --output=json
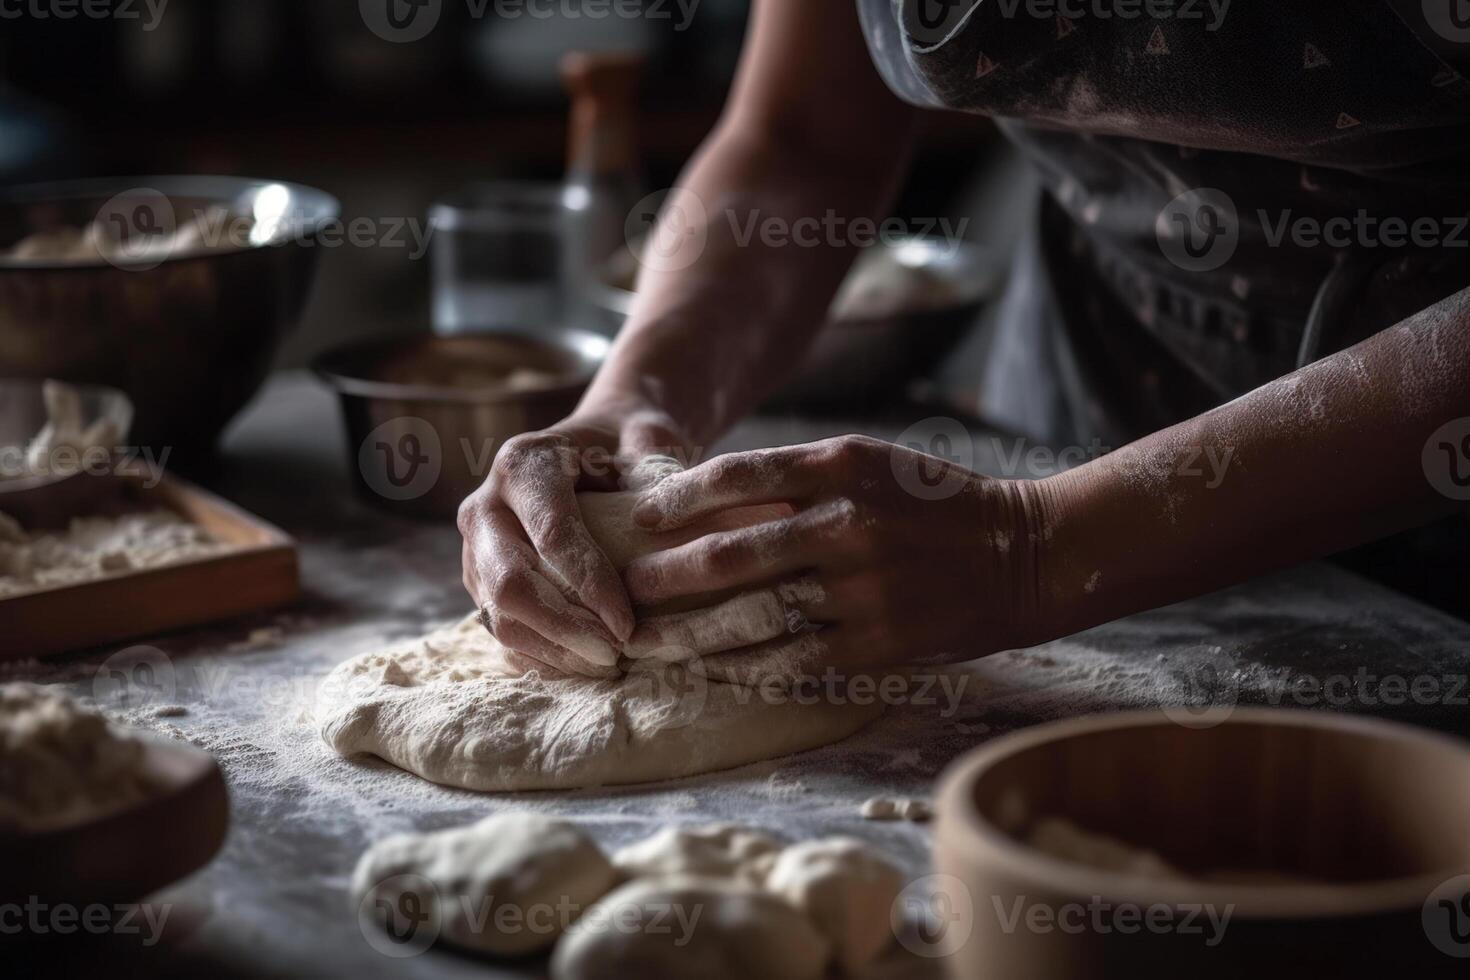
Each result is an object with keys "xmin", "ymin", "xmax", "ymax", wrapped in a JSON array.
[
  {"xmin": 0, "ymin": 176, "xmax": 339, "ymax": 458},
  {"xmin": 314, "ymin": 328, "xmax": 609, "ymax": 519}
]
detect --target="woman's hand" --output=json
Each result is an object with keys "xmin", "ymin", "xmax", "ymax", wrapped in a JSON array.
[
  {"xmin": 457, "ymin": 406, "xmax": 687, "ymax": 678},
  {"xmin": 621, "ymin": 434, "xmax": 1047, "ymax": 678}
]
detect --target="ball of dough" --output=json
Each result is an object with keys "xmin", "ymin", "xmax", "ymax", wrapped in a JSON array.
[
  {"xmin": 611, "ymin": 823, "xmax": 784, "ymax": 885},
  {"xmin": 765, "ymin": 836, "xmax": 904, "ymax": 972},
  {"xmin": 551, "ymin": 876, "xmax": 829, "ymax": 980},
  {"xmin": 352, "ymin": 812, "xmax": 615, "ymax": 956}
]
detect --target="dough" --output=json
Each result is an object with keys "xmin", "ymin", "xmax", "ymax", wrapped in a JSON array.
[
  {"xmin": 0, "ymin": 683, "xmax": 157, "ymax": 831},
  {"xmin": 316, "ymin": 482, "xmax": 883, "ymax": 792},
  {"xmin": 611, "ymin": 824, "xmax": 784, "ymax": 886},
  {"xmin": 550, "ymin": 876, "xmax": 829, "ymax": 980},
  {"xmin": 765, "ymin": 837, "xmax": 904, "ymax": 972},
  {"xmin": 352, "ymin": 812, "xmax": 616, "ymax": 956},
  {"xmin": 316, "ymin": 614, "xmax": 880, "ymax": 791},
  {"xmin": 860, "ymin": 796, "xmax": 932, "ymax": 822}
]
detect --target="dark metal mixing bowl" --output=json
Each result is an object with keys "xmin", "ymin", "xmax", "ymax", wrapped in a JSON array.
[{"xmin": 0, "ymin": 176, "xmax": 339, "ymax": 458}]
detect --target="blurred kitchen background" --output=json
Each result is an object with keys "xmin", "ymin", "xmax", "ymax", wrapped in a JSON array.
[{"xmin": 0, "ymin": 0, "xmax": 1030, "ymax": 372}]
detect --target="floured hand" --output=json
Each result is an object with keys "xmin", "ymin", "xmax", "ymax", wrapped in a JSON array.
[{"xmin": 626, "ymin": 435, "xmax": 1046, "ymax": 670}]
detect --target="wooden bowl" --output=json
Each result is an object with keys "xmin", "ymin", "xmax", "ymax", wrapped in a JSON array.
[
  {"xmin": 0, "ymin": 735, "xmax": 229, "ymax": 907},
  {"xmin": 934, "ymin": 709, "xmax": 1470, "ymax": 978}
]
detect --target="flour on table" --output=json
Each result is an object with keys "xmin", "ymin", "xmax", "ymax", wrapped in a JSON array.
[
  {"xmin": 316, "ymin": 481, "xmax": 883, "ymax": 792},
  {"xmin": 0, "ymin": 682, "xmax": 158, "ymax": 832},
  {"xmin": 0, "ymin": 508, "xmax": 231, "ymax": 598}
]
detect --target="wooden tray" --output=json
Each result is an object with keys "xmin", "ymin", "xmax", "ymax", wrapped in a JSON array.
[{"xmin": 0, "ymin": 474, "xmax": 299, "ymax": 661}]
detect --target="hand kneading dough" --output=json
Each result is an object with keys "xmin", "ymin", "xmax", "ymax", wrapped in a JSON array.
[
  {"xmin": 315, "ymin": 488, "xmax": 883, "ymax": 792},
  {"xmin": 352, "ymin": 812, "xmax": 615, "ymax": 956},
  {"xmin": 550, "ymin": 876, "xmax": 829, "ymax": 980},
  {"xmin": 611, "ymin": 823, "xmax": 784, "ymax": 886},
  {"xmin": 765, "ymin": 837, "xmax": 905, "ymax": 972}
]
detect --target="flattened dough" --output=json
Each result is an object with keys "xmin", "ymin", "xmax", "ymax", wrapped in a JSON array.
[
  {"xmin": 315, "ymin": 486, "xmax": 883, "ymax": 792},
  {"xmin": 317, "ymin": 616, "xmax": 880, "ymax": 791}
]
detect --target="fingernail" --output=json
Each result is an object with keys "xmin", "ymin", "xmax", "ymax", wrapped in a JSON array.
[
  {"xmin": 631, "ymin": 498, "xmax": 662, "ymax": 528},
  {"xmin": 568, "ymin": 632, "xmax": 619, "ymax": 668},
  {"xmin": 608, "ymin": 609, "xmax": 636, "ymax": 643}
]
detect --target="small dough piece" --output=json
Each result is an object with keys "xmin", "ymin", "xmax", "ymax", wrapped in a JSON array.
[
  {"xmin": 898, "ymin": 798, "xmax": 933, "ymax": 822},
  {"xmin": 766, "ymin": 837, "xmax": 904, "ymax": 972},
  {"xmin": 612, "ymin": 824, "xmax": 784, "ymax": 886},
  {"xmin": 352, "ymin": 812, "xmax": 616, "ymax": 956},
  {"xmin": 860, "ymin": 797, "xmax": 899, "ymax": 820},
  {"xmin": 551, "ymin": 876, "xmax": 829, "ymax": 980},
  {"xmin": 860, "ymin": 796, "xmax": 932, "ymax": 822}
]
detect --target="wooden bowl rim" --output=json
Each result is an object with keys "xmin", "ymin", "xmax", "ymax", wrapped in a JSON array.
[{"xmin": 936, "ymin": 708, "xmax": 1470, "ymax": 920}]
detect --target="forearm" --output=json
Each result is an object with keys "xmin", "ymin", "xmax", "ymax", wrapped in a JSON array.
[
  {"xmin": 1031, "ymin": 290, "xmax": 1470, "ymax": 640},
  {"xmin": 578, "ymin": 123, "xmax": 913, "ymax": 450}
]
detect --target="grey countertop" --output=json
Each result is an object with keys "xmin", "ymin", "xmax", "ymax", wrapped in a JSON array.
[{"xmin": 16, "ymin": 373, "xmax": 1470, "ymax": 978}]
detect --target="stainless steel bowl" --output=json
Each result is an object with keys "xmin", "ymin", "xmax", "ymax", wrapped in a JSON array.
[
  {"xmin": 0, "ymin": 176, "xmax": 339, "ymax": 458},
  {"xmin": 589, "ymin": 234, "xmax": 1001, "ymax": 411},
  {"xmin": 313, "ymin": 327, "xmax": 609, "ymax": 519}
]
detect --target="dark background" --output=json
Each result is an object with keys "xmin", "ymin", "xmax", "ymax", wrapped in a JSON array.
[{"xmin": 0, "ymin": 0, "xmax": 1002, "ymax": 364}]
